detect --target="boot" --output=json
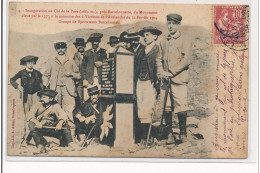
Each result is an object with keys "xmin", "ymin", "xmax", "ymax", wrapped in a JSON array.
[
  {"xmin": 165, "ymin": 111, "xmax": 175, "ymax": 145},
  {"xmin": 178, "ymin": 112, "xmax": 187, "ymax": 143},
  {"xmin": 78, "ymin": 134, "xmax": 86, "ymax": 147}
]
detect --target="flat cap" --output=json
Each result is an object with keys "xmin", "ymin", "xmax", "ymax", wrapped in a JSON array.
[
  {"xmin": 87, "ymin": 85, "xmax": 99, "ymax": 96},
  {"xmin": 37, "ymin": 89, "xmax": 58, "ymax": 98},
  {"xmin": 87, "ymin": 33, "xmax": 103, "ymax": 43},
  {"xmin": 167, "ymin": 13, "xmax": 182, "ymax": 23},
  {"xmin": 20, "ymin": 55, "xmax": 39, "ymax": 65},
  {"xmin": 139, "ymin": 26, "xmax": 162, "ymax": 37},
  {"xmin": 54, "ymin": 40, "xmax": 67, "ymax": 49}
]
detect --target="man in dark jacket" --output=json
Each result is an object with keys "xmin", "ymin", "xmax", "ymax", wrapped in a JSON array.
[
  {"xmin": 10, "ymin": 55, "xmax": 43, "ymax": 144},
  {"xmin": 73, "ymin": 38, "xmax": 86, "ymax": 104},
  {"xmin": 135, "ymin": 26, "xmax": 162, "ymax": 146},
  {"xmin": 81, "ymin": 33, "xmax": 107, "ymax": 90},
  {"xmin": 73, "ymin": 85, "xmax": 101, "ymax": 146}
]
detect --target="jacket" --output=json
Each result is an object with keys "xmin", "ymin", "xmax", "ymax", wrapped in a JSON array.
[
  {"xmin": 81, "ymin": 48, "xmax": 107, "ymax": 84},
  {"xmin": 43, "ymin": 55, "xmax": 81, "ymax": 97},
  {"xmin": 135, "ymin": 44, "xmax": 159, "ymax": 85},
  {"xmin": 156, "ymin": 31, "xmax": 192, "ymax": 84},
  {"xmin": 10, "ymin": 69, "xmax": 43, "ymax": 103}
]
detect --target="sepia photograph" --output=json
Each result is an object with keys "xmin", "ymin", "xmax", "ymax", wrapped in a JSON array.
[{"xmin": 7, "ymin": 2, "xmax": 249, "ymax": 158}]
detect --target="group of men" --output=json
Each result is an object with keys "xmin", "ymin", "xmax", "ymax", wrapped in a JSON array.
[{"xmin": 10, "ymin": 13, "xmax": 193, "ymax": 153}]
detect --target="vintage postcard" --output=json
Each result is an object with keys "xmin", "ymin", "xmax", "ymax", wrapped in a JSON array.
[{"xmin": 7, "ymin": 2, "xmax": 249, "ymax": 158}]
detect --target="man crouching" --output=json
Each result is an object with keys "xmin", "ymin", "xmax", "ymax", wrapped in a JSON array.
[
  {"xmin": 27, "ymin": 89, "xmax": 73, "ymax": 153},
  {"xmin": 74, "ymin": 85, "xmax": 101, "ymax": 146}
]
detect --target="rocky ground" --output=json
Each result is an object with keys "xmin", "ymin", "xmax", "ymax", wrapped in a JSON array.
[{"xmin": 10, "ymin": 113, "xmax": 213, "ymax": 158}]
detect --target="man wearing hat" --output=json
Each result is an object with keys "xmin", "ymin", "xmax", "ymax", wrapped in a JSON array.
[
  {"xmin": 156, "ymin": 13, "xmax": 193, "ymax": 144},
  {"xmin": 135, "ymin": 26, "xmax": 162, "ymax": 146},
  {"xmin": 119, "ymin": 31, "xmax": 141, "ymax": 53},
  {"xmin": 73, "ymin": 85, "xmax": 101, "ymax": 146},
  {"xmin": 27, "ymin": 89, "xmax": 74, "ymax": 153},
  {"xmin": 81, "ymin": 33, "xmax": 107, "ymax": 89},
  {"xmin": 73, "ymin": 38, "xmax": 87, "ymax": 103},
  {"xmin": 43, "ymin": 40, "xmax": 81, "ymax": 142},
  {"xmin": 10, "ymin": 55, "xmax": 43, "ymax": 144}
]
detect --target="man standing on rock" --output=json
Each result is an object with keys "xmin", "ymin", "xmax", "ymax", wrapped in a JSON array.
[{"xmin": 157, "ymin": 13, "xmax": 193, "ymax": 144}]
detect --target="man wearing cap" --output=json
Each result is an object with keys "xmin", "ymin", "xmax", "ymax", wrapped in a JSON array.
[
  {"xmin": 81, "ymin": 33, "xmax": 107, "ymax": 89},
  {"xmin": 107, "ymin": 36, "xmax": 119, "ymax": 54},
  {"xmin": 73, "ymin": 38, "xmax": 87, "ymax": 103},
  {"xmin": 27, "ymin": 89, "xmax": 73, "ymax": 153},
  {"xmin": 73, "ymin": 85, "xmax": 101, "ymax": 146},
  {"xmin": 10, "ymin": 55, "xmax": 43, "ymax": 144},
  {"xmin": 135, "ymin": 26, "xmax": 162, "ymax": 146},
  {"xmin": 43, "ymin": 40, "xmax": 80, "ymax": 142},
  {"xmin": 156, "ymin": 13, "xmax": 193, "ymax": 144}
]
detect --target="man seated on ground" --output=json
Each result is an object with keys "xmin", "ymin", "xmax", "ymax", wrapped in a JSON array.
[
  {"xmin": 27, "ymin": 89, "xmax": 74, "ymax": 153},
  {"xmin": 74, "ymin": 85, "xmax": 101, "ymax": 146},
  {"xmin": 74, "ymin": 85, "xmax": 114, "ymax": 147}
]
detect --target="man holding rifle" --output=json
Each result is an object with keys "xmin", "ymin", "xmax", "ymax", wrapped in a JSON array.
[
  {"xmin": 27, "ymin": 89, "xmax": 74, "ymax": 153},
  {"xmin": 157, "ymin": 13, "xmax": 193, "ymax": 144}
]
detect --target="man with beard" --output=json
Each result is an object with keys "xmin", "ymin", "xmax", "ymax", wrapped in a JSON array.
[
  {"xmin": 43, "ymin": 40, "xmax": 81, "ymax": 143},
  {"xmin": 10, "ymin": 55, "xmax": 43, "ymax": 145},
  {"xmin": 81, "ymin": 33, "xmax": 107, "ymax": 89},
  {"xmin": 156, "ymin": 13, "xmax": 193, "ymax": 144},
  {"xmin": 27, "ymin": 89, "xmax": 73, "ymax": 153},
  {"xmin": 73, "ymin": 85, "xmax": 101, "ymax": 146},
  {"xmin": 73, "ymin": 38, "xmax": 86, "ymax": 104}
]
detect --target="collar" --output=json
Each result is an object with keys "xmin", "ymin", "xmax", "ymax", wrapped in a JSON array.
[
  {"xmin": 55, "ymin": 55, "xmax": 69, "ymax": 65},
  {"xmin": 25, "ymin": 68, "xmax": 34, "ymax": 73},
  {"xmin": 91, "ymin": 47, "xmax": 100, "ymax": 53},
  {"xmin": 145, "ymin": 41, "xmax": 156, "ymax": 54},
  {"xmin": 167, "ymin": 31, "xmax": 181, "ymax": 40}
]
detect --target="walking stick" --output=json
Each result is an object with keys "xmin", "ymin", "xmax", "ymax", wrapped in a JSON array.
[{"xmin": 80, "ymin": 103, "xmax": 100, "ymax": 148}]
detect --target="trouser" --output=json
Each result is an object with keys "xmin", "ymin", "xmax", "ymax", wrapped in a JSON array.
[
  {"xmin": 56, "ymin": 86, "xmax": 76, "ymax": 141},
  {"xmin": 28, "ymin": 122, "xmax": 73, "ymax": 147},
  {"xmin": 23, "ymin": 93, "xmax": 38, "ymax": 143},
  {"xmin": 136, "ymin": 80, "xmax": 156, "ymax": 123}
]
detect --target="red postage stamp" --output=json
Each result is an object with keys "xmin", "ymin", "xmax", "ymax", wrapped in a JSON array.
[{"xmin": 214, "ymin": 6, "xmax": 248, "ymax": 47}]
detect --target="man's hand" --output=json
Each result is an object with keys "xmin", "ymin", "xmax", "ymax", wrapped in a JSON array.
[
  {"xmin": 65, "ymin": 71, "xmax": 73, "ymax": 77},
  {"xmin": 85, "ymin": 115, "xmax": 96, "ymax": 124},
  {"xmin": 35, "ymin": 121, "xmax": 43, "ymax": 129},
  {"xmin": 55, "ymin": 121, "xmax": 64, "ymax": 130},
  {"xmin": 83, "ymin": 80, "xmax": 90, "ymax": 87},
  {"xmin": 77, "ymin": 115, "xmax": 86, "ymax": 123},
  {"xmin": 17, "ymin": 85, "xmax": 23, "ymax": 92},
  {"xmin": 94, "ymin": 61, "xmax": 103, "ymax": 68}
]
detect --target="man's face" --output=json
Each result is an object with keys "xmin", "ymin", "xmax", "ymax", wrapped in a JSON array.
[
  {"xmin": 76, "ymin": 44, "xmax": 86, "ymax": 53},
  {"xmin": 167, "ymin": 20, "xmax": 181, "ymax": 35},
  {"xmin": 92, "ymin": 41, "xmax": 100, "ymax": 50},
  {"xmin": 90, "ymin": 94, "xmax": 99, "ymax": 104},
  {"xmin": 40, "ymin": 95, "xmax": 53, "ymax": 105},
  {"xmin": 26, "ymin": 61, "xmax": 34, "ymax": 70},
  {"xmin": 143, "ymin": 32, "xmax": 157, "ymax": 45},
  {"xmin": 55, "ymin": 44, "xmax": 67, "ymax": 56}
]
